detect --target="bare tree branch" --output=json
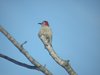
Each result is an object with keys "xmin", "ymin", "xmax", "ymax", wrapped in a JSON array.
[
  {"xmin": 21, "ymin": 41, "xmax": 27, "ymax": 47},
  {"xmin": 0, "ymin": 25, "xmax": 52, "ymax": 75},
  {"xmin": 0, "ymin": 53, "xmax": 38, "ymax": 70},
  {"xmin": 39, "ymin": 35, "xmax": 77, "ymax": 75}
]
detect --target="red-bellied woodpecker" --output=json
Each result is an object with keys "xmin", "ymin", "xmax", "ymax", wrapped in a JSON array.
[{"xmin": 38, "ymin": 21, "xmax": 52, "ymax": 46}]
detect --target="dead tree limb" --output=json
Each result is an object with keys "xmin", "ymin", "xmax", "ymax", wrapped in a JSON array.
[
  {"xmin": 39, "ymin": 35, "xmax": 77, "ymax": 75},
  {"xmin": 0, "ymin": 25, "xmax": 52, "ymax": 75},
  {"xmin": 0, "ymin": 53, "xmax": 38, "ymax": 70}
]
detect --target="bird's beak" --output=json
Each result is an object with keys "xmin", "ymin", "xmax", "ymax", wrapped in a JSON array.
[{"xmin": 38, "ymin": 23, "xmax": 42, "ymax": 25}]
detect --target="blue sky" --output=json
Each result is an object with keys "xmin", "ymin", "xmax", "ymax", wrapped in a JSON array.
[{"xmin": 0, "ymin": 0, "xmax": 100, "ymax": 75}]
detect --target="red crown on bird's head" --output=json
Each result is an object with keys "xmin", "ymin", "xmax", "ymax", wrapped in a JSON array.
[{"xmin": 38, "ymin": 21, "xmax": 49, "ymax": 26}]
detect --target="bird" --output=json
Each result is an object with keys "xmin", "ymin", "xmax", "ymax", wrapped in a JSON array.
[{"xmin": 38, "ymin": 21, "xmax": 52, "ymax": 46}]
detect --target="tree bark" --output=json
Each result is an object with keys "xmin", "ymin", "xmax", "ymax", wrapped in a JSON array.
[
  {"xmin": 0, "ymin": 25, "xmax": 52, "ymax": 75},
  {"xmin": 39, "ymin": 35, "xmax": 77, "ymax": 75}
]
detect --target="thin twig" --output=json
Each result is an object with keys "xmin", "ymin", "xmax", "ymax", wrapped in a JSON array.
[
  {"xmin": 21, "ymin": 41, "xmax": 27, "ymax": 47},
  {"xmin": 0, "ymin": 25, "xmax": 52, "ymax": 75}
]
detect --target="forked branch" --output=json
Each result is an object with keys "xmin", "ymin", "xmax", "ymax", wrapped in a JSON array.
[{"xmin": 0, "ymin": 25, "xmax": 52, "ymax": 75}]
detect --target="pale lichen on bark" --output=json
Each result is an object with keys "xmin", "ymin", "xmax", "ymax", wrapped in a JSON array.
[
  {"xmin": 39, "ymin": 35, "xmax": 77, "ymax": 75},
  {"xmin": 0, "ymin": 25, "xmax": 77, "ymax": 75},
  {"xmin": 0, "ymin": 25, "xmax": 52, "ymax": 75}
]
